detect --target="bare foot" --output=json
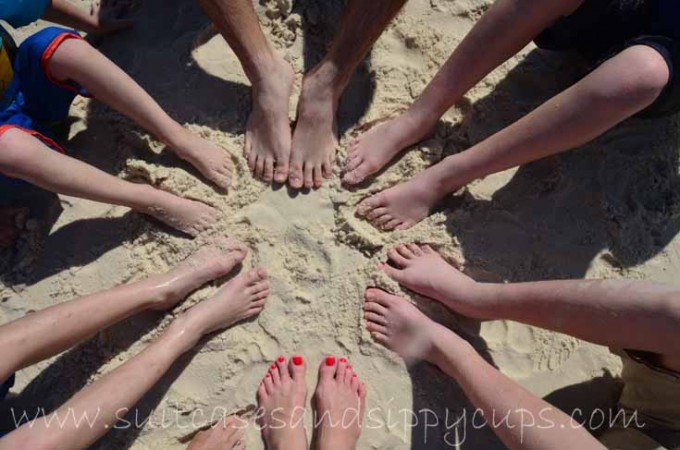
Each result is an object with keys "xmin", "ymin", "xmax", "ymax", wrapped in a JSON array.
[
  {"xmin": 355, "ymin": 172, "xmax": 444, "ymax": 231},
  {"xmin": 257, "ymin": 355, "xmax": 308, "ymax": 450},
  {"xmin": 364, "ymin": 288, "xmax": 448, "ymax": 364},
  {"xmin": 343, "ymin": 114, "xmax": 431, "ymax": 185},
  {"xmin": 144, "ymin": 190, "xmax": 219, "ymax": 237},
  {"xmin": 150, "ymin": 239, "xmax": 249, "ymax": 311},
  {"xmin": 289, "ymin": 73, "xmax": 337, "ymax": 189},
  {"xmin": 187, "ymin": 415, "xmax": 246, "ymax": 450},
  {"xmin": 378, "ymin": 244, "xmax": 485, "ymax": 318},
  {"xmin": 186, "ymin": 267, "xmax": 270, "ymax": 336},
  {"xmin": 245, "ymin": 57, "xmax": 295, "ymax": 184},
  {"xmin": 311, "ymin": 356, "xmax": 366, "ymax": 450},
  {"xmin": 170, "ymin": 130, "xmax": 235, "ymax": 191}
]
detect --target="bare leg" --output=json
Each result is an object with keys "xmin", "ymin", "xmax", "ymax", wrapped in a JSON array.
[
  {"xmin": 364, "ymin": 289, "xmax": 603, "ymax": 450},
  {"xmin": 48, "ymin": 38, "xmax": 234, "ymax": 190},
  {"xmin": 343, "ymin": 0, "xmax": 585, "ymax": 185},
  {"xmin": 357, "ymin": 45, "xmax": 670, "ymax": 230},
  {"xmin": 0, "ymin": 266, "xmax": 270, "ymax": 450},
  {"xmin": 197, "ymin": 0, "xmax": 295, "ymax": 183},
  {"xmin": 289, "ymin": 0, "xmax": 407, "ymax": 189},
  {"xmin": 379, "ymin": 243, "xmax": 680, "ymax": 366},
  {"xmin": 186, "ymin": 416, "xmax": 246, "ymax": 450},
  {"xmin": 0, "ymin": 240, "xmax": 247, "ymax": 383},
  {"xmin": 0, "ymin": 129, "xmax": 218, "ymax": 237},
  {"xmin": 257, "ymin": 355, "xmax": 308, "ymax": 450},
  {"xmin": 311, "ymin": 356, "xmax": 367, "ymax": 450}
]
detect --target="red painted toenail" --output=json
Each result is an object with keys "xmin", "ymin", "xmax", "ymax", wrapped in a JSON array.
[
  {"xmin": 352, "ymin": 374, "xmax": 357, "ymax": 378},
  {"xmin": 347, "ymin": 365, "xmax": 352, "ymax": 370},
  {"xmin": 293, "ymin": 356, "xmax": 303, "ymax": 366},
  {"xmin": 266, "ymin": 374, "xmax": 271, "ymax": 378},
  {"xmin": 326, "ymin": 356, "xmax": 336, "ymax": 366},
  {"xmin": 277, "ymin": 356, "xmax": 285, "ymax": 363},
  {"xmin": 271, "ymin": 363, "xmax": 277, "ymax": 369},
  {"xmin": 340, "ymin": 357, "xmax": 347, "ymax": 363}
]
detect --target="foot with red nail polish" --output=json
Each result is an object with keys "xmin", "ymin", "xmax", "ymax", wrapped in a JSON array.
[
  {"xmin": 258, "ymin": 355, "xmax": 308, "ymax": 450},
  {"xmin": 311, "ymin": 356, "xmax": 367, "ymax": 450}
]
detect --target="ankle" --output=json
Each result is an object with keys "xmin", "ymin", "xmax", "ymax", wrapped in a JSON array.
[
  {"xmin": 247, "ymin": 52, "xmax": 293, "ymax": 87},
  {"xmin": 303, "ymin": 63, "xmax": 345, "ymax": 101},
  {"xmin": 395, "ymin": 108, "xmax": 440, "ymax": 145},
  {"xmin": 163, "ymin": 314, "xmax": 203, "ymax": 353}
]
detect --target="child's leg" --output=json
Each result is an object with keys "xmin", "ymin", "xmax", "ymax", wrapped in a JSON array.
[
  {"xmin": 343, "ymin": 0, "xmax": 586, "ymax": 184},
  {"xmin": 46, "ymin": 37, "xmax": 234, "ymax": 190},
  {"xmin": 357, "ymin": 44, "xmax": 670, "ymax": 230},
  {"xmin": 0, "ymin": 241, "xmax": 247, "ymax": 383},
  {"xmin": 0, "ymin": 128, "xmax": 218, "ymax": 236},
  {"xmin": 0, "ymin": 266, "xmax": 269, "ymax": 450}
]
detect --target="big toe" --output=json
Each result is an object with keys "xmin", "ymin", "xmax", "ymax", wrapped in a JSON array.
[
  {"xmin": 356, "ymin": 193, "xmax": 386, "ymax": 217},
  {"xmin": 274, "ymin": 160, "xmax": 289, "ymax": 184},
  {"xmin": 247, "ymin": 267, "xmax": 268, "ymax": 284},
  {"xmin": 289, "ymin": 355, "xmax": 307, "ymax": 383},
  {"xmin": 319, "ymin": 355, "xmax": 337, "ymax": 383}
]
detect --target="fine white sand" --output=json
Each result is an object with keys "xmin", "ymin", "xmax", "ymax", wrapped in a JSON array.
[{"xmin": 2, "ymin": 0, "xmax": 680, "ymax": 449}]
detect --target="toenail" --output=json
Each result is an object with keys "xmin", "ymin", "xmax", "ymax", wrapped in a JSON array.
[
  {"xmin": 293, "ymin": 356, "xmax": 303, "ymax": 366},
  {"xmin": 340, "ymin": 357, "xmax": 347, "ymax": 363},
  {"xmin": 347, "ymin": 365, "xmax": 352, "ymax": 370},
  {"xmin": 266, "ymin": 374, "xmax": 271, "ymax": 378},
  {"xmin": 271, "ymin": 363, "xmax": 277, "ymax": 369},
  {"xmin": 277, "ymin": 356, "xmax": 285, "ymax": 363},
  {"xmin": 352, "ymin": 374, "xmax": 357, "ymax": 378},
  {"xmin": 326, "ymin": 356, "xmax": 336, "ymax": 366}
]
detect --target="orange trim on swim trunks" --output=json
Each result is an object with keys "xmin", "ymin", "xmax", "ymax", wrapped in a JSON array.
[
  {"xmin": 40, "ymin": 32, "xmax": 89, "ymax": 96},
  {"xmin": 0, "ymin": 124, "xmax": 65, "ymax": 153}
]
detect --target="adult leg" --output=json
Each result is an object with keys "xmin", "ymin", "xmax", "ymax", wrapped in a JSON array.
[
  {"xmin": 47, "ymin": 37, "xmax": 234, "ymax": 190},
  {"xmin": 363, "ymin": 289, "xmax": 603, "ymax": 450},
  {"xmin": 344, "ymin": 0, "xmax": 585, "ymax": 184},
  {"xmin": 289, "ymin": 0, "xmax": 407, "ymax": 189},
  {"xmin": 357, "ymin": 45, "xmax": 670, "ymax": 230},
  {"xmin": 0, "ymin": 266, "xmax": 270, "ymax": 450},
  {"xmin": 0, "ymin": 241, "xmax": 247, "ymax": 383},
  {"xmin": 0, "ymin": 128, "xmax": 218, "ymax": 237},
  {"xmin": 197, "ymin": 0, "xmax": 294, "ymax": 183},
  {"xmin": 379, "ymin": 243, "xmax": 680, "ymax": 368}
]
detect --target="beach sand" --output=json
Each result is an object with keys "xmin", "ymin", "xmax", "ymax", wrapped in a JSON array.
[{"xmin": 2, "ymin": 0, "xmax": 680, "ymax": 448}]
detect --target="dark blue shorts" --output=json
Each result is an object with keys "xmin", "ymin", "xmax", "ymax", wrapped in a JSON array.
[{"xmin": 0, "ymin": 26, "xmax": 90, "ymax": 200}]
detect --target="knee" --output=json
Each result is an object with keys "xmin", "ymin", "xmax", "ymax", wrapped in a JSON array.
[
  {"xmin": 606, "ymin": 46, "xmax": 670, "ymax": 107},
  {"xmin": 0, "ymin": 129, "xmax": 36, "ymax": 172}
]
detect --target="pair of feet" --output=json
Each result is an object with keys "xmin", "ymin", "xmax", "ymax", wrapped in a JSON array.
[
  {"xmin": 188, "ymin": 355, "xmax": 367, "ymax": 450},
  {"xmin": 364, "ymin": 243, "xmax": 486, "ymax": 362},
  {"xmin": 245, "ymin": 57, "xmax": 338, "ymax": 190},
  {"xmin": 345, "ymin": 112, "xmax": 451, "ymax": 232},
  {"xmin": 150, "ymin": 239, "xmax": 270, "ymax": 340}
]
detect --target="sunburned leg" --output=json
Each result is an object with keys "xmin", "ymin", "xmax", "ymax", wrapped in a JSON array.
[
  {"xmin": 0, "ymin": 264, "xmax": 270, "ymax": 450},
  {"xmin": 357, "ymin": 45, "xmax": 670, "ymax": 230},
  {"xmin": 186, "ymin": 416, "xmax": 246, "ymax": 450},
  {"xmin": 363, "ymin": 289, "xmax": 603, "ymax": 450},
  {"xmin": 197, "ymin": 0, "xmax": 294, "ymax": 183},
  {"xmin": 0, "ymin": 239, "xmax": 247, "ymax": 383},
  {"xmin": 47, "ymin": 37, "xmax": 234, "ymax": 190},
  {"xmin": 257, "ymin": 355, "xmax": 308, "ymax": 450},
  {"xmin": 0, "ymin": 128, "xmax": 219, "ymax": 237},
  {"xmin": 380, "ymin": 243, "xmax": 680, "ymax": 359},
  {"xmin": 343, "ymin": 0, "xmax": 585, "ymax": 185},
  {"xmin": 289, "ymin": 0, "xmax": 407, "ymax": 189},
  {"xmin": 311, "ymin": 356, "xmax": 367, "ymax": 450}
]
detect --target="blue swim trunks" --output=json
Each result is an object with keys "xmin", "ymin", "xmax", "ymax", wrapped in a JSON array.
[{"xmin": 0, "ymin": 26, "xmax": 90, "ymax": 200}]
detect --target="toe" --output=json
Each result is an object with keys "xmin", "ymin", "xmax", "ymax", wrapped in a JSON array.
[
  {"xmin": 322, "ymin": 158, "xmax": 333, "ymax": 179},
  {"xmin": 258, "ymin": 382, "xmax": 268, "ymax": 402},
  {"xmin": 363, "ymin": 299, "xmax": 388, "ymax": 316},
  {"xmin": 366, "ymin": 207, "xmax": 388, "ymax": 221},
  {"xmin": 270, "ymin": 362, "xmax": 281, "ymax": 384},
  {"xmin": 364, "ymin": 311, "xmax": 387, "ymax": 326},
  {"xmin": 290, "ymin": 355, "xmax": 306, "ymax": 382},
  {"xmin": 378, "ymin": 262, "xmax": 405, "ymax": 283},
  {"xmin": 387, "ymin": 248, "xmax": 409, "ymax": 268},
  {"xmin": 263, "ymin": 157, "xmax": 275, "ymax": 182},
  {"xmin": 343, "ymin": 364, "xmax": 353, "ymax": 385},
  {"xmin": 255, "ymin": 155, "xmax": 265, "ymax": 179},
  {"xmin": 247, "ymin": 151, "xmax": 257, "ymax": 173},
  {"xmin": 274, "ymin": 159, "xmax": 289, "ymax": 184},
  {"xmin": 335, "ymin": 357, "xmax": 348, "ymax": 382},
  {"xmin": 264, "ymin": 372, "xmax": 274, "ymax": 394},
  {"xmin": 288, "ymin": 162, "xmax": 304, "ymax": 188},
  {"xmin": 421, "ymin": 244, "xmax": 435, "ymax": 254},
  {"xmin": 356, "ymin": 192, "xmax": 385, "ymax": 217},
  {"xmin": 313, "ymin": 166, "xmax": 324, "ymax": 189},
  {"xmin": 373, "ymin": 214, "xmax": 393, "ymax": 228},
  {"xmin": 366, "ymin": 320, "xmax": 388, "ymax": 335},
  {"xmin": 344, "ymin": 155, "xmax": 363, "ymax": 172},
  {"xmin": 350, "ymin": 373, "xmax": 359, "ymax": 392},
  {"xmin": 409, "ymin": 244, "xmax": 425, "ymax": 256},
  {"xmin": 319, "ymin": 356, "xmax": 337, "ymax": 382},
  {"xmin": 383, "ymin": 218, "xmax": 402, "ymax": 231},
  {"xmin": 276, "ymin": 356, "xmax": 290, "ymax": 381},
  {"xmin": 303, "ymin": 163, "xmax": 314, "ymax": 189},
  {"xmin": 248, "ymin": 267, "xmax": 268, "ymax": 283},
  {"xmin": 365, "ymin": 288, "xmax": 397, "ymax": 308},
  {"xmin": 397, "ymin": 244, "xmax": 416, "ymax": 259}
]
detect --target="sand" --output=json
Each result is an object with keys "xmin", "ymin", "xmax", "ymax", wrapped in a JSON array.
[{"xmin": 2, "ymin": 0, "xmax": 680, "ymax": 449}]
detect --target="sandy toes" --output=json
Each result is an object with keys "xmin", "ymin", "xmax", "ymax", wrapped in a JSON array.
[
  {"xmin": 150, "ymin": 239, "xmax": 248, "ymax": 311},
  {"xmin": 245, "ymin": 57, "xmax": 295, "ymax": 184},
  {"xmin": 187, "ymin": 267, "xmax": 270, "ymax": 335},
  {"xmin": 311, "ymin": 356, "xmax": 366, "ymax": 450},
  {"xmin": 171, "ymin": 131, "xmax": 235, "ymax": 191},
  {"xmin": 355, "ymin": 171, "xmax": 443, "ymax": 231},
  {"xmin": 186, "ymin": 415, "xmax": 246, "ymax": 450},
  {"xmin": 257, "ymin": 355, "xmax": 308, "ymax": 450},
  {"xmin": 289, "ymin": 74, "xmax": 337, "ymax": 190},
  {"xmin": 363, "ymin": 288, "xmax": 447, "ymax": 364},
  {"xmin": 145, "ymin": 191, "xmax": 219, "ymax": 238}
]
